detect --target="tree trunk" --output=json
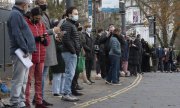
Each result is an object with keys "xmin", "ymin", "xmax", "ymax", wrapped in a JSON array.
[
  {"xmin": 161, "ymin": 27, "xmax": 168, "ymax": 47},
  {"xmin": 170, "ymin": 26, "xmax": 180, "ymax": 46}
]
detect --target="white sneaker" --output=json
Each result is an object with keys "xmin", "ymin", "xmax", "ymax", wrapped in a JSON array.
[
  {"xmin": 112, "ymin": 82, "xmax": 122, "ymax": 86},
  {"xmin": 61, "ymin": 94, "xmax": 79, "ymax": 102},
  {"xmin": 105, "ymin": 80, "xmax": 112, "ymax": 85}
]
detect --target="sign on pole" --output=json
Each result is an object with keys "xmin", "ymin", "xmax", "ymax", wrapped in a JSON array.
[
  {"xmin": 101, "ymin": 0, "xmax": 119, "ymax": 13},
  {"xmin": 88, "ymin": 0, "xmax": 93, "ymax": 28},
  {"xmin": 88, "ymin": 0, "xmax": 92, "ymax": 16},
  {"xmin": 148, "ymin": 17, "xmax": 154, "ymax": 37}
]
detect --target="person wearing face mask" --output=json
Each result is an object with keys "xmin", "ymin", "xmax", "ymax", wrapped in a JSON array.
[
  {"xmin": 7, "ymin": 0, "xmax": 36, "ymax": 107},
  {"xmin": 82, "ymin": 23, "xmax": 95, "ymax": 84},
  {"xmin": 60, "ymin": 7, "xmax": 80, "ymax": 102},
  {"xmin": 25, "ymin": 7, "xmax": 50, "ymax": 108},
  {"xmin": 35, "ymin": 0, "xmax": 60, "ymax": 106},
  {"xmin": 70, "ymin": 23, "xmax": 85, "ymax": 96},
  {"xmin": 106, "ymin": 28, "xmax": 122, "ymax": 85},
  {"xmin": 94, "ymin": 29, "xmax": 107, "ymax": 79}
]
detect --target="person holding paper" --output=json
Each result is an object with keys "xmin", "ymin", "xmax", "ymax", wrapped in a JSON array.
[
  {"xmin": 7, "ymin": 0, "xmax": 36, "ymax": 107},
  {"xmin": 24, "ymin": 7, "xmax": 50, "ymax": 108}
]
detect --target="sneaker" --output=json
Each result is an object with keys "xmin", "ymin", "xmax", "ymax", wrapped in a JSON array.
[
  {"xmin": 42, "ymin": 100, "xmax": 53, "ymax": 106},
  {"xmin": 72, "ymin": 91, "xmax": 84, "ymax": 96},
  {"xmin": 35, "ymin": 104, "xmax": 48, "ymax": 108},
  {"xmin": 89, "ymin": 79, "xmax": 95, "ymax": 83},
  {"xmin": 112, "ymin": 82, "xmax": 122, "ymax": 86},
  {"xmin": 32, "ymin": 99, "xmax": 35, "ymax": 105},
  {"xmin": 97, "ymin": 74, "xmax": 101, "ymax": 78},
  {"xmin": 105, "ymin": 80, "xmax": 112, "ymax": 85},
  {"xmin": 61, "ymin": 94, "xmax": 79, "ymax": 102},
  {"xmin": 83, "ymin": 80, "xmax": 92, "ymax": 85},
  {"xmin": 11, "ymin": 103, "xmax": 19, "ymax": 108}
]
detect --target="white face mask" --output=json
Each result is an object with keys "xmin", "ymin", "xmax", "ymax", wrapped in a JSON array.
[
  {"xmin": 71, "ymin": 15, "xmax": 79, "ymax": 21},
  {"xmin": 86, "ymin": 28, "xmax": 92, "ymax": 33}
]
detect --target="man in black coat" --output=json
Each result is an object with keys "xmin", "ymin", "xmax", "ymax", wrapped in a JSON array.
[
  {"xmin": 128, "ymin": 35, "xmax": 140, "ymax": 76},
  {"xmin": 83, "ymin": 23, "xmax": 95, "ymax": 83}
]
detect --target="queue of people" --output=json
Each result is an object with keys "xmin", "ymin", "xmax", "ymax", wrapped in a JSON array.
[{"xmin": 7, "ymin": 0, "xmax": 179, "ymax": 108}]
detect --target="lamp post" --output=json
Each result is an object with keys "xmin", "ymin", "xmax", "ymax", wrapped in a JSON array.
[
  {"xmin": 148, "ymin": 15, "xmax": 156, "ymax": 50},
  {"xmin": 119, "ymin": 0, "xmax": 126, "ymax": 35},
  {"xmin": 92, "ymin": 0, "xmax": 96, "ymax": 33}
]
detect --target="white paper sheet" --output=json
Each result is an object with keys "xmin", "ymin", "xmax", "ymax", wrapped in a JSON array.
[{"xmin": 15, "ymin": 49, "xmax": 33, "ymax": 68}]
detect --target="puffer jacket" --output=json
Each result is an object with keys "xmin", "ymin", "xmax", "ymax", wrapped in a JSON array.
[
  {"xmin": 26, "ymin": 18, "xmax": 50, "ymax": 63},
  {"xmin": 61, "ymin": 19, "xmax": 80, "ymax": 54}
]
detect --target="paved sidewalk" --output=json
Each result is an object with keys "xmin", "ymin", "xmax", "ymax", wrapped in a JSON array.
[{"xmin": 1, "ymin": 71, "xmax": 137, "ymax": 108}]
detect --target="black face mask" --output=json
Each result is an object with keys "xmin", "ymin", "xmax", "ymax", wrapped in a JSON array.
[
  {"xmin": 39, "ymin": 4, "xmax": 47, "ymax": 11},
  {"xmin": 31, "ymin": 19, "xmax": 39, "ymax": 24}
]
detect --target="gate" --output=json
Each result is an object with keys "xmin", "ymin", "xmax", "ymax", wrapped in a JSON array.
[{"xmin": 0, "ymin": 8, "xmax": 11, "ymax": 74}]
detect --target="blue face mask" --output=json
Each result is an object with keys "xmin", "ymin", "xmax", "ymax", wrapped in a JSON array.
[{"xmin": 71, "ymin": 15, "xmax": 79, "ymax": 21}]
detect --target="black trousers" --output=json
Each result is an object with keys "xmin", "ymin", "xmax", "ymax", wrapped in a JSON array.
[
  {"xmin": 71, "ymin": 70, "xmax": 80, "ymax": 92},
  {"xmin": 85, "ymin": 59, "xmax": 94, "ymax": 80},
  {"xmin": 129, "ymin": 64, "xmax": 138, "ymax": 76},
  {"xmin": 96, "ymin": 54, "xmax": 107, "ymax": 79}
]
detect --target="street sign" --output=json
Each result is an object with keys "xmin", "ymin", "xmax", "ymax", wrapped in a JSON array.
[
  {"xmin": 101, "ymin": 0, "xmax": 119, "ymax": 13},
  {"xmin": 88, "ymin": 0, "xmax": 92, "ymax": 16}
]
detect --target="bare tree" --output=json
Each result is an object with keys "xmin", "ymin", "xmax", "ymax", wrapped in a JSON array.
[{"xmin": 135, "ymin": 0, "xmax": 180, "ymax": 47}]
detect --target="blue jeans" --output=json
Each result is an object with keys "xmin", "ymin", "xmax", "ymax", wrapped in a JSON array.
[
  {"xmin": 106, "ymin": 55, "xmax": 120, "ymax": 83},
  {"xmin": 42, "ymin": 66, "xmax": 49, "ymax": 99},
  {"xmin": 52, "ymin": 73, "xmax": 65, "ymax": 94},
  {"xmin": 62, "ymin": 52, "xmax": 77, "ymax": 95}
]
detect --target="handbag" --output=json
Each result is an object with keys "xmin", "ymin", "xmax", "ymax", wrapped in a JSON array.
[
  {"xmin": 76, "ymin": 49, "xmax": 85, "ymax": 73},
  {"xmin": 0, "ymin": 83, "xmax": 10, "ymax": 94}
]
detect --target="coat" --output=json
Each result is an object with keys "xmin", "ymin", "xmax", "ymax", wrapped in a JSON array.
[
  {"xmin": 109, "ymin": 35, "xmax": 121, "ymax": 57},
  {"xmin": 7, "ymin": 6, "xmax": 36, "ymax": 55},
  {"xmin": 122, "ymin": 40, "xmax": 129, "ymax": 61},
  {"xmin": 61, "ymin": 19, "xmax": 80, "ymax": 54},
  {"xmin": 83, "ymin": 32, "xmax": 95, "ymax": 59},
  {"xmin": 42, "ymin": 13, "xmax": 58, "ymax": 66},
  {"xmin": 50, "ymin": 41, "xmax": 65, "ymax": 73},
  {"xmin": 128, "ymin": 40, "xmax": 140, "ymax": 65},
  {"xmin": 26, "ymin": 18, "xmax": 50, "ymax": 63}
]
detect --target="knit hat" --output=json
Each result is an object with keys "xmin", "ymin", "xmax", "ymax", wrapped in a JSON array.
[
  {"xmin": 31, "ymin": 7, "xmax": 42, "ymax": 16},
  {"xmin": 15, "ymin": 0, "xmax": 30, "ymax": 4}
]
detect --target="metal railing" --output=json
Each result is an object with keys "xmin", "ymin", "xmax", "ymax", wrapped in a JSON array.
[{"xmin": 0, "ymin": 9, "xmax": 11, "ymax": 78}]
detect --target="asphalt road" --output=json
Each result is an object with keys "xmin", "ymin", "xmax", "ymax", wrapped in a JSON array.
[{"xmin": 87, "ymin": 72, "xmax": 180, "ymax": 108}]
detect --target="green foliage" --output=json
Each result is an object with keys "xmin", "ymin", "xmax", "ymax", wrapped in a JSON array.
[{"xmin": 47, "ymin": 0, "xmax": 65, "ymax": 19}]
